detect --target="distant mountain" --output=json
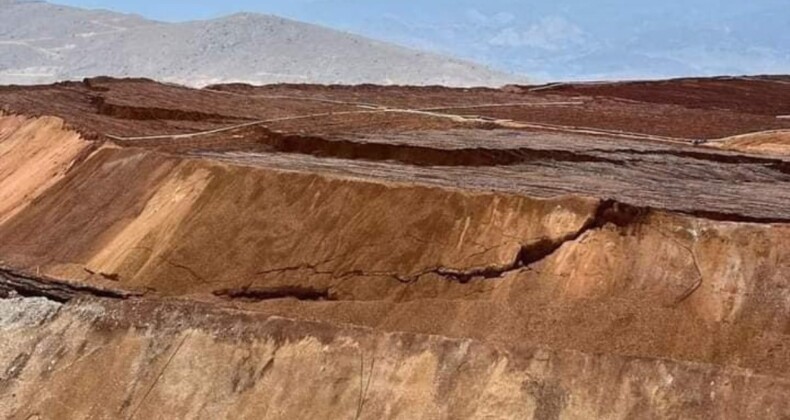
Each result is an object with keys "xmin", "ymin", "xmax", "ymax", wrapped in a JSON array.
[
  {"xmin": 0, "ymin": 1, "xmax": 520, "ymax": 87},
  {"xmin": 278, "ymin": 0, "xmax": 790, "ymax": 82}
]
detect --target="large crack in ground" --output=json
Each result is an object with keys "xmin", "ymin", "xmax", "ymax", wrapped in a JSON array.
[
  {"xmin": 147, "ymin": 125, "xmax": 623, "ymax": 166},
  {"xmin": 213, "ymin": 199, "xmax": 649, "ymax": 304},
  {"xmin": 213, "ymin": 286, "xmax": 334, "ymax": 302},
  {"xmin": 398, "ymin": 199, "xmax": 648, "ymax": 284},
  {"xmin": 602, "ymin": 147, "xmax": 790, "ymax": 178},
  {"xmin": 92, "ymin": 96, "xmax": 255, "ymax": 122},
  {"xmin": 255, "ymin": 128, "xmax": 622, "ymax": 167},
  {"xmin": 200, "ymin": 126, "xmax": 790, "ymax": 176},
  {"xmin": 0, "ymin": 196, "xmax": 774, "ymax": 305},
  {"xmin": 0, "ymin": 265, "xmax": 141, "ymax": 303}
]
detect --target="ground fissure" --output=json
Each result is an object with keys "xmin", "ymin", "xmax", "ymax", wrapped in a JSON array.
[{"xmin": 3, "ymin": 76, "xmax": 790, "ymax": 418}]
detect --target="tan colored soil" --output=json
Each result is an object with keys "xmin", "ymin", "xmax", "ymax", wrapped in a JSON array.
[
  {"xmin": 714, "ymin": 130, "xmax": 790, "ymax": 156},
  {"xmin": 3, "ymin": 77, "xmax": 790, "ymax": 418},
  {"xmin": 0, "ymin": 115, "xmax": 92, "ymax": 223}
]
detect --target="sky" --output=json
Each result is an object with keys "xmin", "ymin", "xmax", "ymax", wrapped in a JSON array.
[
  {"xmin": 51, "ymin": 0, "xmax": 790, "ymax": 81},
  {"xmin": 53, "ymin": 0, "xmax": 322, "ymax": 21}
]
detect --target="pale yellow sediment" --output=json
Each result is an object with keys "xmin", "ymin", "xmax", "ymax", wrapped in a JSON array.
[{"xmin": 0, "ymin": 115, "xmax": 92, "ymax": 224}]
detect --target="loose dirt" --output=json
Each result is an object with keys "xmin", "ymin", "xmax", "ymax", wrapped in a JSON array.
[{"xmin": 2, "ymin": 76, "xmax": 790, "ymax": 418}]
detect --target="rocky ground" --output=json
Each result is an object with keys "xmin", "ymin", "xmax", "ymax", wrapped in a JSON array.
[{"xmin": 1, "ymin": 76, "xmax": 790, "ymax": 419}]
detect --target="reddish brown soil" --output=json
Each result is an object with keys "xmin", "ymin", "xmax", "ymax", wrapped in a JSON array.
[
  {"xmin": 442, "ymin": 97, "xmax": 789, "ymax": 139},
  {"xmin": 526, "ymin": 76, "xmax": 790, "ymax": 116},
  {"xmin": 2, "ymin": 76, "xmax": 789, "ymax": 140},
  {"xmin": 3, "ymin": 76, "xmax": 790, "ymax": 418}
]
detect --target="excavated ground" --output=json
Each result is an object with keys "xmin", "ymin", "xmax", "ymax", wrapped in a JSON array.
[{"xmin": 2, "ymin": 76, "xmax": 790, "ymax": 419}]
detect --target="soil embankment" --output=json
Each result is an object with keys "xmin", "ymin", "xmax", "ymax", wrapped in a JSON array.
[{"xmin": 2, "ymin": 77, "xmax": 790, "ymax": 418}]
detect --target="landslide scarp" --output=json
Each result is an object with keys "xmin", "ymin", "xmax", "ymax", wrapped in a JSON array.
[
  {"xmin": 92, "ymin": 96, "xmax": 251, "ymax": 123},
  {"xmin": 2, "ymin": 113, "xmax": 790, "ymax": 382},
  {"xmin": 2, "ymin": 77, "xmax": 790, "ymax": 418}
]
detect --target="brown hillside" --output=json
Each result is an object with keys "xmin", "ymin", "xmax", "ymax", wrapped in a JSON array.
[{"xmin": 2, "ymin": 76, "xmax": 790, "ymax": 419}]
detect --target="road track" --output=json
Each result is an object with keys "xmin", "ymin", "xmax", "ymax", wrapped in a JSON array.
[{"xmin": 106, "ymin": 98, "xmax": 691, "ymax": 145}]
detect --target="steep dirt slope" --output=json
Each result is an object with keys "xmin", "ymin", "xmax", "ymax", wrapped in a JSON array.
[
  {"xmin": 2, "ymin": 77, "xmax": 790, "ymax": 418},
  {"xmin": 2, "ymin": 127, "xmax": 790, "ymax": 380},
  {"xmin": 0, "ymin": 115, "xmax": 93, "ymax": 223},
  {"xmin": 3, "ymin": 297, "xmax": 790, "ymax": 419}
]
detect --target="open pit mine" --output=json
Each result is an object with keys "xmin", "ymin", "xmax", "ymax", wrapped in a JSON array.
[{"xmin": 1, "ymin": 76, "xmax": 790, "ymax": 419}]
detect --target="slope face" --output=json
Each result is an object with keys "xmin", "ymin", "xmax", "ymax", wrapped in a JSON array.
[
  {"xmin": 2, "ymin": 77, "xmax": 790, "ymax": 418},
  {"xmin": 0, "ymin": 115, "xmax": 93, "ymax": 223},
  {"xmin": 3, "ymin": 297, "xmax": 790, "ymax": 419},
  {"xmin": 0, "ymin": 2, "xmax": 518, "ymax": 87}
]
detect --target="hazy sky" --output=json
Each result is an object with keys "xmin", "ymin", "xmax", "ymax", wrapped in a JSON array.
[
  {"xmin": 50, "ymin": 0, "xmax": 790, "ymax": 24},
  {"xmin": 54, "ymin": 0, "xmax": 319, "ymax": 21},
  {"xmin": 51, "ymin": 0, "xmax": 790, "ymax": 80}
]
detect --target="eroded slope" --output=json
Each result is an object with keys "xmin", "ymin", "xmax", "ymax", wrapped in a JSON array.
[
  {"xmin": 3, "ymin": 297, "xmax": 790, "ymax": 419},
  {"xmin": 2, "ymin": 77, "xmax": 790, "ymax": 418}
]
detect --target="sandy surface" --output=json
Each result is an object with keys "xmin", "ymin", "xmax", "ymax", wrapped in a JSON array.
[{"xmin": 2, "ymin": 76, "xmax": 790, "ymax": 418}]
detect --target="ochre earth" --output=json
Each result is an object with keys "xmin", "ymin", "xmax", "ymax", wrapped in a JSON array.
[
  {"xmin": 1, "ymin": 76, "xmax": 790, "ymax": 419},
  {"xmin": 714, "ymin": 130, "xmax": 790, "ymax": 156}
]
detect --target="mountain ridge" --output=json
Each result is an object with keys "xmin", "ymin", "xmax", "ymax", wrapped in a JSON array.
[{"xmin": 0, "ymin": 1, "xmax": 520, "ymax": 87}]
